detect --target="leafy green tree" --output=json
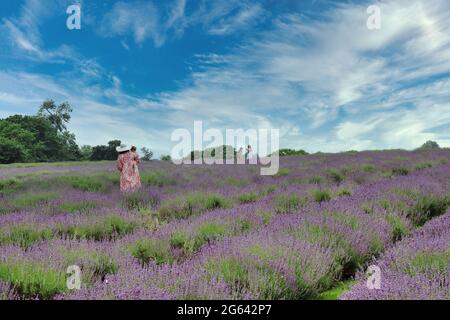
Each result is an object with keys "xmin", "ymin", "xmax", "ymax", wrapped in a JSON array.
[
  {"xmin": 0, "ymin": 99, "xmax": 83, "ymax": 164},
  {"xmin": 2, "ymin": 115, "xmax": 64, "ymax": 162},
  {"xmin": 141, "ymin": 147, "xmax": 153, "ymax": 161},
  {"xmin": 188, "ymin": 145, "xmax": 236, "ymax": 161},
  {"xmin": 418, "ymin": 140, "xmax": 440, "ymax": 150},
  {"xmin": 36, "ymin": 100, "xmax": 81, "ymax": 160},
  {"xmin": 80, "ymin": 145, "xmax": 93, "ymax": 160},
  {"xmin": 0, "ymin": 137, "xmax": 27, "ymax": 164},
  {"xmin": 90, "ymin": 145, "xmax": 109, "ymax": 161},
  {"xmin": 160, "ymin": 154, "xmax": 171, "ymax": 161},
  {"xmin": 90, "ymin": 140, "xmax": 122, "ymax": 161},
  {"xmin": 108, "ymin": 140, "xmax": 122, "ymax": 149},
  {"xmin": 60, "ymin": 131, "xmax": 82, "ymax": 161},
  {"xmin": 0, "ymin": 120, "xmax": 29, "ymax": 163},
  {"xmin": 37, "ymin": 100, "xmax": 73, "ymax": 133},
  {"xmin": 275, "ymin": 149, "xmax": 309, "ymax": 157}
]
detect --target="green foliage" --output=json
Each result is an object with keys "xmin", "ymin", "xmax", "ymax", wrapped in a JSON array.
[
  {"xmin": 312, "ymin": 190, "xmax": 332, "ymax": 203},
  {"xmin": 159, "ymin": 192, "xmax": 231, "ymax": 220},
  {"xmin": 12, "ymin": 192, "xmax": 58, "ymax": 209},
  {"xmin": 160, "ymin": 154, "xmax": 171, "ymax": 161},
  {"xmin": 224, "ymin": 177, "xmax": 249, "ymax": 187},
  {"xmin": 207, "ymin": 258, "xmax": 248, "ymax": 288},
  {"xmin": 170, "ymin": 231, "xmax": 189, "ymax": 249},
  {"xmin": 0, "ymin": 262, "xmax": 66, "ymax": 299},
  {"xmin": 0, "ymin": 114, "xmax": 80, "ymax": 164},
  {"xmin": 326, "ymin": 169, "xmax": 345, "ymax": 183},
  {"xmin": 206, "ymin": 255, "xmax": 295, "ymax": 300},
  {"xmin": 170, "ymin": 223, "xmax": 229, "ymax": 254},
  {"xmin": 338, "ymin": 189, "xmax": 352, "ymax": 197},
  {"xmin": 331, "ymin": 212, "xmax": 360, "ymax": 231},
  {"xmin": 59, "ymin": 201, "xmax": 98, "ymax": 214},
  {"xmin": 79, "ymin": 145, "xmax": 93, "ymax": 160},
  {"xmin": 58, "ymin": 175, "xmax": 106, "ymax": 192},
  {"xmin": 408, "ymin": 195, "xmax": 449, "ymax": 226},
  {"xmin": 275, "ymin": 149, "xmax": 309, "ymax": 157},
  {"xmin": 141, "ymin": 171, "xmax": 176, "ymax": 187},
  {"xmin": 129, "ymin": 239, "xmax": 174, "ymax": 266},
  {"xmin": 0, "ymin": 136, "xmax": 28, "ymax": 163},
  {"xmin": 0, "ymin": 178, "xmax": 22, "ymax": 196},
  {"xmin": 391, "ymin": 167, "xmax": 409, "ymax": 176},
  {"xmin": 386, "ymin": 213, "xmax": 410, "ymax": 241},
  {"xmin": 140, "ymin": 147, "xmax": 153, "ymax": 161},
  {"xmin": 407, "ymin": 250, "xmax": 450, "ymax": 276},
  {"xmin": 0, "ymin": 160, "xmax": 110, "ymax": 169},
  {"xmin": 0, "ymin": 225, "xmax": 53, "ymax": 248},
  {"xmin": 263, "ymin": 185, "xmax": 277, "ymax": 195},
  {"xmin": 237, "ymin": 192, "xmax": 259, "ymax": 204},
  {"xmin": 0, "ymin": 215, "xmax": 137, "ymax": 247},
  {"xmin": 188, "ymin": 145, "xmax": 236, "ymax": 161},
  {"xmin": 318, "ymin": 280, "xmax": 356, "ymax": 300},
  {"xmin": 387, "ymin": 189, "xmax": 449, "ymax": 227},
  {"xmin": 290, "ymin": 222, "xmax": 360, "ymax": 276},
  {"xmin": 197, "ymin": 223, "xmax": 227, "ymax": 244},
  {"xmin": 308, "ymin": 176, "xmax": 323, "ymax": 184},
  {"xmin": 257, "ymin": 209, "xmax": 274, "ymax": 225},
  {"xmin": 236, "ymin": 218, "xmax": 253, "ymax": 232},
  {"xmin": 121, "ymin": 191, "xmax": 159, "ymax": 211},
  {"xmin": 275, "ymin": 168, "xmax": 290, "ymax": 177},
  {"xmin": 62, "ymin": 248, "xmax": 118, "ymax": 283},
  {"xmin": 275, "ymin": 193, "xmax": 305, "ymax": 214},
  {"xmin": 57, "ymin": 215, "xmax": 136, "ymax": 241},
  {"xmin": 90, "ymin": 140, "xmax": 121, "ymax": 161},
  {"xmin": 417, "ymin": 140, "xmax": 440, "ymax": 150},
  {"xmin": 361, "ymin": 164, "xmax": 375, "ymax": 172},
  {"xmin": 37, "ymin": 100, "xmax": 72, "ymax": 133},
  {"xmin": 415, "ymin": 162, "xmax": 433, "ymax": 170},
  {"xmin": 391, "ymin": 249, "xmax": 450, "ymax": 279}
]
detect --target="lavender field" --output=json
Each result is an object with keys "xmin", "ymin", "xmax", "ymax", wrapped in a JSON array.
[{"xmin": 0, "ymin": 150, "xmax": 449, "ymax": 300}]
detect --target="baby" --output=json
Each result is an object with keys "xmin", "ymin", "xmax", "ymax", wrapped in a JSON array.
[{"xmin": 130, "ymin": 146, "xmax": 140, "ymax": 172}]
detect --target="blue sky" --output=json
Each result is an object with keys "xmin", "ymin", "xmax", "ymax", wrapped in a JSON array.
[{"xmin": 1, "ymin": 0, "xmax": 450, "ymax": 156}]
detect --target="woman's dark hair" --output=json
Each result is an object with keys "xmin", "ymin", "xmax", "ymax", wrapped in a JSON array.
[{"xmin": 131, "ymin": 146, "xmax": 137, "ymax": 152}]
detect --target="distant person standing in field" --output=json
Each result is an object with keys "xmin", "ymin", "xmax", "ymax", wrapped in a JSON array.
[
  {"xmin": 116, "ymin": 144, "xmax": 141, "ymax": 192},
  {"xmin": 237, "ymin": 147, "xmax": 244, "ymax": 163},
  {"xmin": 245, "ymin": 145, "xmax": 253, "ymax": 163}
]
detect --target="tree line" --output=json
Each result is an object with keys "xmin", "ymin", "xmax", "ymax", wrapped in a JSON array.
[
  {"xmin": 1, "ymin": 100, "xmax": 441, "ymax": 165},
  {"xmin": 0, "ymin": 101, "xmax": 155, "ymax": 164}
]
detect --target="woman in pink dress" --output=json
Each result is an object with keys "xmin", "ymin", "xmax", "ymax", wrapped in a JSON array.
[{"xmin": 116, "ymin": 145, "xmax": 141, "ymax": 192}]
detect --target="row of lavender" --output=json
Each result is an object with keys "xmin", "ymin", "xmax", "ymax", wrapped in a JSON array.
[
  {"xmin": 0, "ymin": 150, "xmax": 449, "ymax": 299},
  {"xmin": 54, "ymin": 162, "xmax": 448, "ymax": 299},
  {"xmin": 342, "ymin": 209, "xmax": 450, "ymax": 299}
]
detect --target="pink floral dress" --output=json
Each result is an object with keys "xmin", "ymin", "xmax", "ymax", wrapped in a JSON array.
[{"xmin": 117, "ymin": 151, "xmax": 141, "ymax": 192}]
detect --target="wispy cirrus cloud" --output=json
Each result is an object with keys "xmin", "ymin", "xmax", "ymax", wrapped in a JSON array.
[
  {"xmin": 0, "ymin": 0, "xmax": 109, "ymax": 83},
  {"xmin": 99, "ymin": 1, "xmax": 163, "ymax": 46},
  {"xmin": 97, "ymin": 0, "xmax": 267, "ymax": 46},
  {"xmin": 0, "ymin": 0, "xmax": 83, "ymax": 60},
  {"xmin": 192, "ymin": 0, "xmax": 267, "ymax": 36}
]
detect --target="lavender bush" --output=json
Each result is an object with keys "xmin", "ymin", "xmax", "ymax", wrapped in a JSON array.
[
  {"xmin": 341, "ymin": 209, "xmax": 450, "ymax": 300},
  {"xmin": 0, "ymin": 149, "xmax": 449, "ymax": 299}
]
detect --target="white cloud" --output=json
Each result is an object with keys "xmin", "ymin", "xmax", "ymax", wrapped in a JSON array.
[
  {"xmin": 205, "ymin": 2, "xmax": 266, "ymax": 35},
  {"xmin": 97, "ymin": 0, "xmax": 267, "ymax": 45},
  {"xmin": 165, "ymin": 0, "xmax": 186, "ymax": 35},
  {"xmin": 99, "ymin": 1, "xmax": 163, "ymax": 47}
]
